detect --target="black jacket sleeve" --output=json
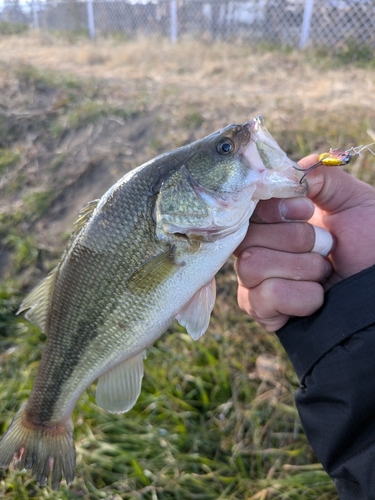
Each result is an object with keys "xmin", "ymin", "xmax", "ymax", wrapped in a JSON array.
[{"xmin": 276, "ymin": 265, "xmax": 375, "ymax": 500}]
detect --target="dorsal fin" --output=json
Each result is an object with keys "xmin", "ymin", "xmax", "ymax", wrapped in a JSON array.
[
  {"xmin": 16, "ymin": 200, "xmax": 98, "ymax": 334},
  {"xmin": 17, "ymin": 267, "xmax": 58, "ymax": 333},
  {"xmin": 72, "ymin": 199, "xmax": 99, "ymax": 236}
]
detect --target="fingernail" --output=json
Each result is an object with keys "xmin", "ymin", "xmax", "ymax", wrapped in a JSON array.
[{"xmin": 280, "ymin": 197, "xmax": 314, "ymax": 221}]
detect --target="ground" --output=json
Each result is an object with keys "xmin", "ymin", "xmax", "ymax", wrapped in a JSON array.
[{"xmin": 0, "ymin": 31, "xmax": 374, "ymax": 500}]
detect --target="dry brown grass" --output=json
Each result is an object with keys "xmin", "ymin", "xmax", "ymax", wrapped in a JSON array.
[
  {"xmin": 1, "ymin": 31, "xmax": 374, "ymax": 181},
  {"xmin": 1, "ymin": 32, "xmax": 374, "ymax": 116}
]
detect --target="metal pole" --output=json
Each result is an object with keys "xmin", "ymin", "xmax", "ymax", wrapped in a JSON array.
[
  {"xmin": 87, "ymin": 0, "xmax": 95, "ymax": 39},
  {"xmin": 32, "ymin": 0, "xmax": 39, "ymax": 30},
  {"xmin": 299, "ymin": 0, "xmax": 314, "ymax": 49},
  {"xmin": 170, "ymin": 0, "xmax": 177, "ymax": 43}
]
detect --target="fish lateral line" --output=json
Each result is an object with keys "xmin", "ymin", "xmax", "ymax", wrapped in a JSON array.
[{"xmin": 294, "ymin": 141, "xmax": 375, "ymax": 183}]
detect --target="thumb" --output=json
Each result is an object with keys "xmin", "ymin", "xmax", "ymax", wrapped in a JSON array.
[
  {"xmin": 304, "ymin": 157, "xmax": 375, "ymax": 281},
  {"xmin": 305, "ymin": 161, "xmax": 375, "ymax": 214}
]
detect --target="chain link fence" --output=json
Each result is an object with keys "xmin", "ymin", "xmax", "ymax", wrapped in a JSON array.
[{"xmin": 1, "ymin": 0, "xmax": 375, "ymax": 49}]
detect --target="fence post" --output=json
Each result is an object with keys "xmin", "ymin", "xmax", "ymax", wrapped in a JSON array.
[
  {"xmin": 32, "ymin": 0, "xmax": 39, "ymax": 30},
  {"xmin": 170, "ymin": 0, "xmax": 177, "ymax": 43},
  {"xmin": 87, "ymin": 0, "xmax": 95, "ymax": 39},
  {"xmin": 299, "ymin": 0, "xmax": 314, "ymax": 49}
]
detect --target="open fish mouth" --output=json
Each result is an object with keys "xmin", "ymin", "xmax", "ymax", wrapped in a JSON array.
[{"xmin": 241, "ymin": 116, "xmax": 307, "ymax": 199}]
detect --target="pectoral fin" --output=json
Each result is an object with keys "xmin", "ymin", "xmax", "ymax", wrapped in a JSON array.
[
  {"xmin": 176, "ymin": 278, "xmax": 216, "ymax": 340},
  {"xmin": 96, "ymin": 351, "xmax": 146, "ymax": 413},
  {"xmin": 127, "ymin": 247, "xmax": 179, "ymax": 293}
]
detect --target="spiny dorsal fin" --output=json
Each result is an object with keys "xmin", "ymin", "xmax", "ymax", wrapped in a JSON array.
[
  {"xmin": 96, "ymin": 351, "xmax": 146, "ymax": 413},
  {"xmin": 17, "ymin": 201, "xmax": 98, "ymax": 334},
  {"xmin": 59, "ymin": 199, "xmax": 99, "ymax": 262},
  {"xmin": 17, "ymin": 267, "xmax": 58, "ymax": 333},
  {"xmin": 72, "ymin": 199, "xmax": 99, "ymax": 236}
]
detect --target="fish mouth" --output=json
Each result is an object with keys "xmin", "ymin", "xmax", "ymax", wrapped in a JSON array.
[{"xmin": 243, "ymin": 116, "xmax": 307, "ymax": 199}]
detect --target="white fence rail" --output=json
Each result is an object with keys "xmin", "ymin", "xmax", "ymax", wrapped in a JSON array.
[{"xmin": 1, "ymin": 0, "xmax": 375, "ymax": 49}]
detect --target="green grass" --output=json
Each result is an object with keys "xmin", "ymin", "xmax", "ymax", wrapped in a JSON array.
[
  {"xmin": 3, "ymin": 234, "xmax": 39, "ymax": 272},
  {"xmin": 255, "ymin": 36, "xmax": 375, "ymax": 68},
  {"xmin": 0, "ymin": 306, "xmax": 336, "ymax": 499},
  {"xmin": 310, "ymin": 38, "xmax": 375, "ymax": 68},
  {"xmin": 0, "ymin": 21, "xmax": 28, "ymax": 36},
  {"xmin": 0, "ymin": 149, "xmax": 20, "ymax": 174},
  {"xmin": 3, "ymin": 50, "xmax": 375, "ymax": 498}
]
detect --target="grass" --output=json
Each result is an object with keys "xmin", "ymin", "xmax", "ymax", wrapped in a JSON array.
[
  {"xmin": 0, "ymin": 311, "xmax": 336, "ymax": 499},
  {"xmin": 0, "ymin": 21, "xmax": 28, "ymax": 36},
  {"xmin": 311, "ymin": 38, "xmax": 375, "ymax": 68},
  {"xmin": 1, "ymin": 35, "xmax": 375, "ymax": 498},
  {"xmin": 0, "ymin": 149, "xmax": 20, "ymax": 174}
]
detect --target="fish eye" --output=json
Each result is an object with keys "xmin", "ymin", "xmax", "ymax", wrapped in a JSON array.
[{"xmin": 216, "ymin": 138, "xmax": 235, "ymax": 155}]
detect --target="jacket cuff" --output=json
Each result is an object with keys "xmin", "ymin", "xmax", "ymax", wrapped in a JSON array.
[{"xmin": 276, "ymin": 265, "xmax": 375, "ymax": 382}]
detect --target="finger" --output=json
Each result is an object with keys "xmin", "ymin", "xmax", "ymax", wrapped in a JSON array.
[
  {"xmin": 237, "ymin": 279, "xmax": 325, "ymax": 332},
  {"xmin": 251, "ymin": 197, "xmax": 314, "ymax": 223},
  {"xmin": 234, "ymin": 222, "xmax": 316, "ymax": 257},
  {"xmin": 259, "ymin": 316, "xmax": 290, "ymax": 332},
  {"xmin": 298, "ymin": 154, "xmax": 320, "ymax": 170},
  {"xmin": 250, "ymin": 154, "xmax": 320, "ymax": 224},
  {"xmin": 235, "ymin": 247, "xmax": 331, "ymax": 289}
]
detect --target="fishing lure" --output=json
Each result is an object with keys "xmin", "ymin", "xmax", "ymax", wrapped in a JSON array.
[{"xmin": 295, "ymin": 141, "xmax": 375, "ymax": 183}]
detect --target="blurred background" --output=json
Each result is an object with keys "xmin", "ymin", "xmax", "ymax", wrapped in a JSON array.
[
  {"xmin": 0, "ymin": 1, "xmax": 374, "ymax": 499},
  {"xmin": 1, "ymin": 0, "xmax": 375, "ymax": 49}
]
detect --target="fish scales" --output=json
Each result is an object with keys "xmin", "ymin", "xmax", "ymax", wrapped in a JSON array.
[
  {"xmin": 27, "ymin": 167, "xmax": 171, "ymax": 424},
  {"xmin": 0, "ymin": 116, "xmax": 305, "ymax": 489}
]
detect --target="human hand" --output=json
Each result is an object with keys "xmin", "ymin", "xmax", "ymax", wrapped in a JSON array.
[{"xmin": 234, "ymin": 155, "xmax": 375, "ymax": 331}]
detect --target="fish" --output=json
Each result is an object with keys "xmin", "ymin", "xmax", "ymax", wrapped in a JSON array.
[{"xmin": 0, "ymin": 115, "xmax": 305, "ymax": 490}]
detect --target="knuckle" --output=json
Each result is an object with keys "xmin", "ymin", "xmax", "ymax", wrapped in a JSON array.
[
  {"xmin": 235, "ymin": 250, "xmax": 254, "ymax": 285},
  {"xmin": 251, "ymin": 280, "xmax": 279, "ymax": 317},
  {"xmin": 236, "ymin": 248, "xmax": 269, "ymax": 287},
  {"xmin": 259, "ymin": 278, "xmax": 282, "ymax": 302},
  {"xmin": 237, "ymin": 282, "xmax": 274, "ymax": 321}
]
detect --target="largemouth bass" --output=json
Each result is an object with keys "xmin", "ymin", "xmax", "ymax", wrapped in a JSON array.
[{"xmin": 0, "ymin": 116, "xmax": 305, "ymax": 489}]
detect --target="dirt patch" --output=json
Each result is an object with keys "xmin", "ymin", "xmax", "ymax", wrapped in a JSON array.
[{"xmin": 39, "ymin": 113, "xmax": 160, "ymax": 240}]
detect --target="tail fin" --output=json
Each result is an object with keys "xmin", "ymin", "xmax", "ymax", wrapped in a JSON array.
[{"xmin": 0, "ymin": 405, "xmax": 76, "ymax": 490}]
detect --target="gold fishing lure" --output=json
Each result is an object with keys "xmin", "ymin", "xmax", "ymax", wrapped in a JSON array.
[{"xmin": 295, "ymin": 141, "xmax": 375, "ymax": 183}]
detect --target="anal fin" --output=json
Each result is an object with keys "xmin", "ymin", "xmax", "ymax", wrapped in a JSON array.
[
  {"xmin": 96, "ymin": 351, "xmax": 146, "ymax": 413},
  {"xmin": 176, "ymin": 278, "xmax": 216, "ymax": 340}
]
